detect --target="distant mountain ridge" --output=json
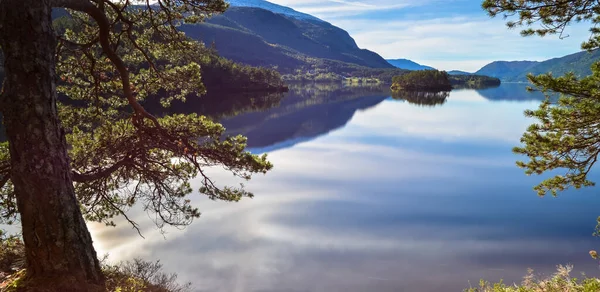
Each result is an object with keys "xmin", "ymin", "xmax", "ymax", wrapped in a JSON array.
[
  {"xmin": 386, "ymin": 59, "xmax": 435, "ymax": 71},
  {"xmin": 448, "ymin": 70, "xmax": 472, "ymax": 75},
  {"xmin": 475, "ymin": 61, "xmax": 539, "ymax": 80},
  {"xmin": 471, "ymin": 50, "xmax": 600, "ymax": 82},
  {"xmin": 227, "ymin": 0, "xmax": 323, "ymax": 22}
]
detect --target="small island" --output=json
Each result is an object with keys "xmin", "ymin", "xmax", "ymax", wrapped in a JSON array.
[
  {"xmin": 449, "ymin": 74, "xmax": 501, "ymax": 88},
  {"xmin": 391, "ymin": 70, "xmax": 453, "ymax": 91},
  {"xmin": 390, "ymin": 70, "xmax": 501, "ymax": 91}
]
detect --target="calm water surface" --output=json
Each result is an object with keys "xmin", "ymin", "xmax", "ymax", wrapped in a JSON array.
[{"xmin": 90, "ymin": 83, "xmax": 600, "ymax": 292}]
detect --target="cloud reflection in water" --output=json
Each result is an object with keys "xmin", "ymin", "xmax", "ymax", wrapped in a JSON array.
[{"xmin": 90, "ymin": 84, "xmax": 600, "ymax": 292}]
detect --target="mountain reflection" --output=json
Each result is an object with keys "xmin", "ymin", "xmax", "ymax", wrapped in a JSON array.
[
  {"xmin": 0, "ymin": 83, "xmax": 548, "ymax": 145},
  {"xmin": 475, "ymin": 82, "xmax": 546, "ymax": 101},
  {"xmin": 89, "ymin": 84, "xmax": 600, "ymax": 292},
  {"xmin": 219, "ymin": 83, "xmax": 391, "ymax": 151}
]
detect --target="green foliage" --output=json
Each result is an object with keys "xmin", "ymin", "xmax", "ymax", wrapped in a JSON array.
[
  {"xmin": 0, "ymin": 232, "xmax": 191, "ymax": 292},
  {"xmin": 449, "ymin": 74, "xmax": 501, "ymax": 88},
  {"xmin": 0, "ymin": 2, "xmax": 274, "ymax": 231},
  {"xmin": 509, "ymin": 50, "xmax": 600, "ymax": 82},
  {"xmin": 196, "ymin": 46, "xmax": 286, "ymax": 92},
  {"xmin": 475, "ymin": 51, "xmax": 600, "ymax": 82},
  {"xmin": 513, "ymin": 64, "xmax": 600, "ymax": 196},
  {"xmin": 0, "ymin": 230, "xmax": 24, "ymax": 275},
  {"xmin": 349, "ymin": 68, "xmax": 409, "ymax": 84},
  {"xmin": 465, "ymin": 265, "xmax": 600, "ymax": 292},
  {"xmin": 184, "ymin": 6, "xmax": 393, "ymax": 75},
  {"xmin": 475, "ymin": 61, "xmax": 539, "ymax": 81},
  {"xmin": 104, "ymin": 258, "xmax": 192, "ymax": 292},
  {"xmin": 482, "ymin": 0, "xmax": 600, "ymax": 51},
  {"xmin": 391, "ymin": 70, "xmax": 452, "ymax": 91},
  {"xmin": 483, "ymin": 0, "xmax": 600, "ymax": 197}
]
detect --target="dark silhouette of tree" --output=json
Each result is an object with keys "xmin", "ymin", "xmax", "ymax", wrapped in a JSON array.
[{"xmin": 0, "ymin": 1, "xmax": 272, "ymax": 290}]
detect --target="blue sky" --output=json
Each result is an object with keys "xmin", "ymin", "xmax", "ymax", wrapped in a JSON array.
[{"xmin": 266, "ymin": 0, "xmax": 592, "ymax": 71}]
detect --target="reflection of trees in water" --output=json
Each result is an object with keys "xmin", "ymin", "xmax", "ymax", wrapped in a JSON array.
[
  {"xmin": 391, "ymin": 90, "xmax": 450, "ymax": 107},
  {"xmin": 452, "ymin": 83, "xmax": 501, "ymax": 90},
  {"xmin": 221, "ymin": 83, "xmax": 390, "ymax": 150},
  {"xmin": 143, "ymin": 90, "xmax": 284, "ymax": 119}
]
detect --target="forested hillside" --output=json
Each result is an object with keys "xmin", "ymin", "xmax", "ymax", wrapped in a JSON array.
[
  {"xmin": 475, "ymin": 61, "xmax": 539, "ymax": 80},
  {"xmin": 182, "ymin": 6, "xmax": 394, "ymax": 74},
  {"xmin": 508, "ymin": 49, "xmax": 600, "ymax": 81},
  {"xmin": 473, "ymin": 50, "xmax": 600, "ymax": 82},
  {"xmin": 387, "ymin": 59, "xmax": 435, "ymax": 70}
]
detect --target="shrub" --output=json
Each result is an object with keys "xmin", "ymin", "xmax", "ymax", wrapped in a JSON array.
[{"xmin": 465, "ymin": 265, "xmax": 600, "ymax": 292}]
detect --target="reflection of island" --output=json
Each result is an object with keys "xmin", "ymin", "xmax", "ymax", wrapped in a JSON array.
[
  {"xmin": 391, "ymin": 90, "xmax": 450, "ymax": 107},
  {"xmin": 452, "ymin": 83, "xmax": 500, "ymax": 90},
  {"xmin": 220, "ymin": 83, "xmax": 391, "ymax": 151}
]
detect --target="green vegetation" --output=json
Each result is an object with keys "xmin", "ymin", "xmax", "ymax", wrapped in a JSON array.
[
  {"xmin": 0, "ymin": 231, "xmax": 192, "ymax": 292},
  {"xmin": 280, "ymin": 66, "xmax": 408, "ymax": 83},
  {"xmin": 475, "ymin": 61, "xmax": 539, "ymax": 81},
  {"xmin": 350, "ymin": 68, "xmax": 409, "ymax": 83},
  {"xmin": 282, "ymin": 71, "xmax": 343, "ymax": 82},
  {"xmin": 184, "ymin": 6, "xmax": 393, "ymax": 75},
  {"xmin": 509, "ymin": 50, "xmax": 600, "ymax": 82},
  {"xmin": 391, "ymin": 70, "xmax": 452, "ymax": 91},
  {"xmin": 0, "ymin": 1, "xmax": 275, "ymax": 289},
  {"xmin": 343, "ymin": 77, "xmax": 382, "ymax": 84},
  {"xmin": 465, "ymin": 265, "xmax": 600, "ymax": 292},
  {"xmin": 198, "ymin": 46, "xmax": 287, "ymax": 92},
  {"xmin": 482, "ymin": 0, "xmax": 600, "ymax": 197},
  {"xmin": 474, "ymin": 50, "xmax": 600, "ymax": 82},
  {"xmin": 449, "ymin": 74, "xmax": 501, "ymax": 89},
  {"xmin": 471, "ymin": 1, "xmax": 600, "ymax": 290},
  {"xmin": 0, "ymin": 17, "xmax": 287, "ymax": 93}
]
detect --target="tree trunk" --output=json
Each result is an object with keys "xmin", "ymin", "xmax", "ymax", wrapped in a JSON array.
[{"xmin": 0, "ymin": 0, "xmax": 104, "ymax": 290}]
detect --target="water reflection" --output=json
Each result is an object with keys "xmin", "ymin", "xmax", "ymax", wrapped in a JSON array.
[
  {"xmin": 391, "ymin": 90, "xmax": 450, "ymax": 107},
  {"xmin": 219, "ymin": 83, "xmax": 391, "ymax": 151},
  {"xmin": 475, "ymin": 82, "xmax": 546, "ymax": 102},
  {"xmin": 4, "ymin": 82, "xmax": 600, "ymax": 291}
]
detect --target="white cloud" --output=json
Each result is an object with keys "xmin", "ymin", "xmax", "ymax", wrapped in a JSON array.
[{"xmin": 263, "ymin": 0, "xmax": 593, "ymax": 71}]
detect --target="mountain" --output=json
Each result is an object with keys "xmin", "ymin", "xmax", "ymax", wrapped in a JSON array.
[
  {"xmin": 448, "ymin": 70, "xmax": 472, "ymax": 75},
  {"xmin": 181, "ymin": 3, "xmax": 394, "ymax": 74},
  {"xmin": 507, "ymin": 50, "xmax": 600, "ymax": 81},
  {"xmin": 227, "ymin": 0, "xmax": 322, "ymax": 22},
  {"xmin": 387, "ymin": 59, "xmax": 435, "ymax": 71},
  {"xmin": 474, "ymin": 50, "xmax": 600, "ymax": 82},
  {"xmin": 474, "ymin": 61, "xmax": 539, "ymax": 80}
]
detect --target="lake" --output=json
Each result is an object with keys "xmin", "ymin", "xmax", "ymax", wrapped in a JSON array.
[{"xmin": 88, "ymin": 82, "xmax": 600, "ymax": 292}]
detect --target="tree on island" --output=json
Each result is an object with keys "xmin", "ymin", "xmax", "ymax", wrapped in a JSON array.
[
  {"xmin": 0, "ymin": 0, "xmax": 273, "ymax": 290},
  {"xmin": 391, "ymin": 70, "xmax": 452, "ymax": 91},
  {"xmin": 482, "ymin": 0, "xmax": 600, "ymax": 197}
]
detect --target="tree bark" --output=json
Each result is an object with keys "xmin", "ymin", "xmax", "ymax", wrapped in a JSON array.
[{"xmin": 0, "ymin": 0, "xmax": 104, "ymax": 290}]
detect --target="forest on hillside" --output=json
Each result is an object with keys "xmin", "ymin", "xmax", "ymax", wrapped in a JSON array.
[
  {"xmin": 449, "ymin": 74, "xmax": 501, "ymax": 88},
  {"xmin": 391, "ymin": 70, "xmax": 453, "ymax": 91}
]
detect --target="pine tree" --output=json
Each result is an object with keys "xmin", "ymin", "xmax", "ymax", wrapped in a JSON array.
[
  {"xmin": 0, "ymin": 1, "xmax": 272, "ymax": 290},
  {"xmin": 482, "ymin": 0, "xmax": 600, "ymax": 196}
]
